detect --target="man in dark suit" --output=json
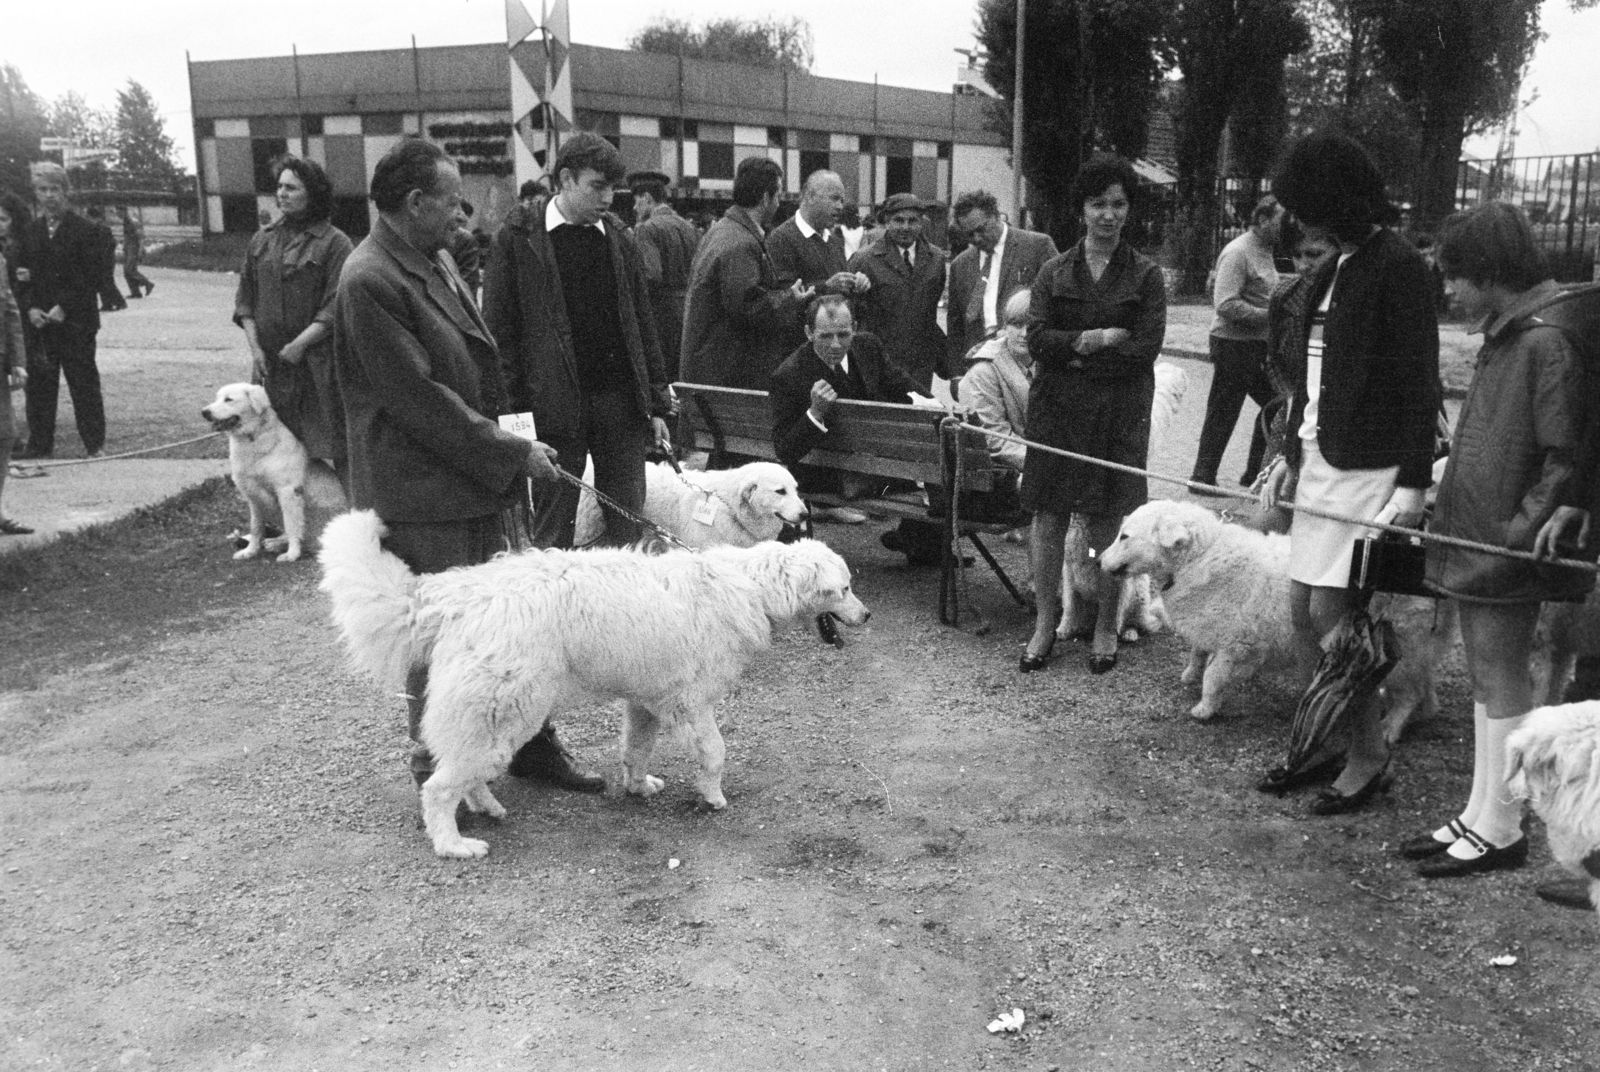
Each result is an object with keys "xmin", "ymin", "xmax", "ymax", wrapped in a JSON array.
[
  {"xmin": 765, "ymin": 169, "xmax": 868, "ymax": 355},
  {"xmin": 627, "ymin": 170, "xmax": 700, "ymax": 380},
  {"xmin": 946, "ymin": 189, "xmax": 1057, "ymax": 378},
  {"xmin": 334, "ymin": 136, "xmax": 600, "ymax": 794},
  {"xmin": 16, "ymin": 163, "xmax": 109, "ymax": 458},
  {"xmin": 85, "ymin": 206, "xmax": 126, "ymax": 312},
  {"xmin": 847, "ymin": 192, "xmax": 948, "ymax": 391},
  {"xmin": 771, "ymin": 294, "xmax": 945, "ymax": 565},
  {"xmin": 680, "ymin": 157, "xmax": 812, "ymax": 390}
]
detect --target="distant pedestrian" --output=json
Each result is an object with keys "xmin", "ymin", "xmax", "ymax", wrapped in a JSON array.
[
  {"xmin": 1189, "ymin": 195, "xmax": 1282, "ymax": 491},
  {"xmin": 627, "ymin": 170, "xmax": 700, "ymax": 380},
  {"xmin": 85, "ymin": 205, "xmax": 126, "ymax": 312},
  {"xmin": 234, "ymin": 156, "xmax": 353, "ymax": 468},
  {"xmin": 119, "ymin": 206, "xmax": 153, "ymax": 298},
  {"xmin": 16, "ymin": 162, "xmax": 107, "ymax": 459}
]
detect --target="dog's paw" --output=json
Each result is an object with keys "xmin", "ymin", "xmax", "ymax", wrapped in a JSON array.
[
  {"xmin": 700, "ymin": 793, "xmax": 728, "ymax": 810},
  {"xmin": 1120, "ymin": 627, "xmax": 1140, "ymax": 644},
  {"xmin": 1188, "ymin": 701, "xmax": 1219, "ymax": 722},
  {"xmin": 433, "ymin": 835, "xmax": 490, "ymax": 859},
  {"xmin": 274, "ymin": 547, "xmax": 303, "ymax": 563},
  {"xmin": 232, "ymin": 546, "xmax": 260, "ymax": 561},
  {"xmin": 626, "ymin": 774, "xmax": 666, "ymax": 798}
]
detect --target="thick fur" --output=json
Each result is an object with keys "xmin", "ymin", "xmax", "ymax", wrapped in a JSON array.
[
  {"xmin": 1531, "ymin": 589, "xmax": 1600, "ymax": 707},
  {"xmin": 318, "ymin": 510, "xmax": 870, "ymax": 859},
  {"xmin": 202, "ymin": 382, "xmax": 346, "ymax": 562},
  {"xmin": 573, "ymin": 460, "xmax": 807, "ymax": 549},
  {"xmin": 1057, "ymin": 362, "xmax": 1189, "ymax": 642},
  {"xmin": 1100, "ymin": 499, "xmax": 1448, "ymax": 728},
  {"xmin": 1507, "ymin": 702, "xmax": 1600, "ymax": 914}
]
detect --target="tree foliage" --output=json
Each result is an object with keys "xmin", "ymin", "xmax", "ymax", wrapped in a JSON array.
[
  {"xmin": 46, "ymin": 90, "xmax": 116, "ymax": 149},
  {"xmin": 0, "ymin": 64, "xmax": 49, "ymax": 200},
  {"xmin": 630, "ymin": 15, "xmax": 814, "ymax": 71},
  {"xmin": 975, "ymin": 0, "xmax": 1171, "ymax": 243},
  {"xmin": 115, "ymin": 80, "xmax": 180, "ymax": 184}
]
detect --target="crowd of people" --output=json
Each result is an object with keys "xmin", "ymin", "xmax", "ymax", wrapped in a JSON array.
[{"xmin": 4, "ymin": 124, "xmax": 1597, "ymax": 909}]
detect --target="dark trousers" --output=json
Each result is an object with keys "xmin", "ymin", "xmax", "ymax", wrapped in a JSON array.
[
  {"xmin": 529, "ymin": 389, "xmax": 649, "ymax": 549},
  {"xmin": 1191, "ymin": 335, "xmax": 1272, "ymax": 486},
  {"xmin": 25, "ymin": 323, "xmax": 105, "ymax": 455},
  {"xmin": 124, "ymin": 260, "xmax": 151, "ymax": 296}
]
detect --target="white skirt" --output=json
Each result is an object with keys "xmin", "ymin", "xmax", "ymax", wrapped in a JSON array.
[{"xmin": 1288, "ymin": 439, "xmax": 1398, "ymax": 588}]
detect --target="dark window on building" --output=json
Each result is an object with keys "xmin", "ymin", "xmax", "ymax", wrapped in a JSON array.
[
  {"xmin": 858, "ymin": 135, "xmax": 875, "ymax": 154},
  {"xmin": 195, "ymin": 118, "xmax": 215, "ymax": 138},
  {"xmin": 886, "ymin": 156, "xmax": 913, "ymax": 195},
  {"xmin": 767, "ymin": 126, "xmax": 785, "ymax": 147},
  {"xmin": 937, "ymin": 141, "xmax": 952, "ymax": 160},
  {"xmin": 251, "ymin": 137, "xmax": 289, "ymax": 193},
  {"xmin": 362, "ymin": 113, "xmax": 404, "ymax": 136},
  {"xmin": 660, "ymin": 117, "xmax": 681, "ymax": 139},
  {"xmin": 698, "ymin": 141, "xmax": 734, "ymax": 180},
  {"xmin": 799, "ymin": 149, "xmax": 829, "ymax": 183},
  {"xmin": 575, "ymin": 109, "xmax": 620, "ymax": 135},
  {"xmin": 331, "ymin": 196, "xmax": 371, "ymax": 238},
  {"xmin": 682, "ymin": 120, "xmax": 699, "ymax": 140},
  {"xmin": 302, "ymin": 115, "xmax": 324, "ymax": 136},
  {"xmin": 221, "ymin": 194, "xmax": 259, "ymax": 234}
]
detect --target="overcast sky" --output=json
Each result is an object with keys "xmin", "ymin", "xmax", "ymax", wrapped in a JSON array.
[{"xmin": 9, "ymin": 0, "xmax": 1597, "ymax": 169}]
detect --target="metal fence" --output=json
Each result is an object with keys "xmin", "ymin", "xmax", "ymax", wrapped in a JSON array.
[{"xmin": 1456, "ymin": 153, "xmax": 1599, "ymax": 281}]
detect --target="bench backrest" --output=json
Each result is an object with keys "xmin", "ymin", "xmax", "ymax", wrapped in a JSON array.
[{"xmin": 673, "ymin": 382, "xmax": 994, "ymax": 491}]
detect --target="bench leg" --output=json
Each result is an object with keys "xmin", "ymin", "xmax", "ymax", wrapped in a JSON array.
[{"xmin": 966, "ymin": 532, "xmax": 1030, "ymax": 609}]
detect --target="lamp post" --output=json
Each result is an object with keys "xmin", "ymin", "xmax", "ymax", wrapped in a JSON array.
[{"xmin": 1011, "ymin": 0, "xmax": 1026, "ymax": 227}]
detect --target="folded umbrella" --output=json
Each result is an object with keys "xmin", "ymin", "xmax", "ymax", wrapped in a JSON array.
[{"xmin": 1284, "ymin": 607, "xmax": 1402, "ymax": 773}]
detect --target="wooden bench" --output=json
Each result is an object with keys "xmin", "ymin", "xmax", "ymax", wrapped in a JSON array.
[{"xmin": 672, "ymin": 382, "xmax": 1029, "ymax": 627}]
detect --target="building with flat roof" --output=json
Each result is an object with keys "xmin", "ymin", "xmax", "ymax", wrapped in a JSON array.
[{"xmin": 187, "ymin": 42, "xmax": 1017, "ymax": 238}]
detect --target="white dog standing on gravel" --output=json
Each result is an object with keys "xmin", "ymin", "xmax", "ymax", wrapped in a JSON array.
[
  {"xmin": 572, "ymin": 460, "xmax": 807, "ymax": 549},
  {"xmin": 202, "ymin": 382, "xmax": 346, "ymax": 562},
  {"xmin": 319, "ymin": 510, "xmax": 870, "ymax": 859},
  {"xmin": 1507, "ymin": 702, "xmax": 1600, "ymax": 914}
]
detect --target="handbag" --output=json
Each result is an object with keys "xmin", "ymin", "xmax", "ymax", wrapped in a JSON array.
[{"xmin": 1348, "ymin": 532, "xmax": 1430, "ymax": 596}]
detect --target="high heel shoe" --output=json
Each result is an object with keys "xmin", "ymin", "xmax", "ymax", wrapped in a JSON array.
[
  {"xmin": 1019, "ymin": 635, "xmax": 1055, "ymax": 673},
  {"xmin": 1307, "ymin": 762, "xmax": 1393, "ymax": 816}
]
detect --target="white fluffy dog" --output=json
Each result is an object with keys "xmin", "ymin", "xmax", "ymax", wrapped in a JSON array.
[
  {"xmin": 1057, "ymin": 362, "xmax": 1189, "ymax": 642},
  {"xmin": 202, "ymin": 382, "xmax": 346, "ymax": 562},
  {"xmin": 319, "ymin": 510, "xmax": 870, "ymax": 859},
  {"xmin": 1508, "ymin": 702, "xmax": 1600, "ymax": 914},
  {"xmin": 573, "ymin": 460, "xmax": 808, "ymax": 549}
]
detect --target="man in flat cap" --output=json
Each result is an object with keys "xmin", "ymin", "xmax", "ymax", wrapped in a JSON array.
[
  {"xmin": 628, "ymin": 170, "xmax": 700, "ymax": 380},
  {"xmin": 846, "ymin": 193, "xmax": 949, "ymax": 392}
]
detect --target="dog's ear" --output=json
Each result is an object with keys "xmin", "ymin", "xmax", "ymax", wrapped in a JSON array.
[
  {"xmin": 245, "ymin": 384, "xmax": 271, "ymax": 414},
  {"xmin": 740, "ymin": 478, "xmax": 759, "ymax": 504},
  {"xmin": 1157, "ymin": 517, "xmax": 1192, "ymax": 553}
]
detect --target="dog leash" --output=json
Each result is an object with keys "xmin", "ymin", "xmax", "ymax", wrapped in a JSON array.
[{"xmin": 552, "ymin": 466, "xmax": 693, "ymax": 551}]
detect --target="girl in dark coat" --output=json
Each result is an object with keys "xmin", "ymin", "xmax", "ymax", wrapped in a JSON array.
[
  {"xmin": 1403, "ymin": 203, "xmax": 1591, "ymax": 880},
  {"xmin": 1019, "ymin": 154, "xmax": 1167, "ymax": 675}
]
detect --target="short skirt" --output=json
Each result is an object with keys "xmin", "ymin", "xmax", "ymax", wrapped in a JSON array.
[{"xmin": 1288, "ymin": 438, "xmax": 1398, "ymax": 588}]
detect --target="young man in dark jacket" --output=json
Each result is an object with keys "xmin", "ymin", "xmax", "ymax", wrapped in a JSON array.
[{"xmin": 483, "ymin": 132, "xmax": 674, "ymax": 549}]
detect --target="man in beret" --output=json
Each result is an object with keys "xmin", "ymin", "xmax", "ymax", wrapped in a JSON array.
[
  {"xmin": 846, "ymin": 193, "xmax": 949, "ymax": 392},
  {"xmin": 628, "ymin": 170, "xmax": 700, "ymax": 380}
]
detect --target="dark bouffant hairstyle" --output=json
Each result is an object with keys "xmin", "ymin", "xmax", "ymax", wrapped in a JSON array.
[
  {"xmin": 275, "ymin": 155, "xmax": 334, "ymax": 222},
  {"xmin": 370, "ymin": 138, "xmax": 450, "ymax": 214},
  {"xmin": 0, "ymin": 191, "xmax": 31, "ymax": 230},
  {"xmin": 733, "ymin": 156, "xmax": 783, "ymax": 208},
  {"xmin": 952, "ymin": 189, "xmax": 999, "ymax": 220},
  {"xmin": 1437, "ymin": 202, "xmax": 1551, "ymax": 291},
  {"xmin": 1272, "ymin": 131, "xmax": 1398, "ymax": 245},
  {"xmin": 552, "ymin": 131, "xmax": 626, "ymax": 187},
  {"xmin": 1070, "ymin": 153, "xmax": 1139, "ymax": 208}
]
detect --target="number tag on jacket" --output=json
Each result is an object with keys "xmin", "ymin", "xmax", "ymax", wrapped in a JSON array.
[{"xmin": 498, "ymin": 412, "xmax": 537, "ymax": 442}]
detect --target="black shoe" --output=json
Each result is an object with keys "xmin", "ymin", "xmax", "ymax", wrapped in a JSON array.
[
  {"xmin": 0, "ymin": 519, "xmax": 34, "ymax": 535},
  {"xmin": 1416, "ymin": 831, "xmax": 1529, "ymax": 879},
  {"xmin": 1308, "ymin": 763, "xmax": 1393, "ymax": 815},
  {"xmin": 1256, "ymin": 755, "xmax": 1343, "ymax": 795},
  {"xmin": 1535, "ymin": 877, "xmax": 1596, "ymax": 910},
  {"xmin": 1399, "ymin": 818, "xmax": 1469, "ymax": 860},
  {"xmin": 1019, "ymin": 635, "xmax": 1055, "ymax": 673},
  {"xmin": 507, "ymin": 726, "xmax": 606, "ymax": 793},
  {"xmin": 1088, "ymin": 652, "xmax": 1118, "ymax": 675}
]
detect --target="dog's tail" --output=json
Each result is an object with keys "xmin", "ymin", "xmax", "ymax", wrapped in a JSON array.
[
  {"xmin": 1149, "ymin": 362, "xmax": 1189, "ymax": 454},
  {"xmin": 318, "ymin": 510, "xmax": 424, "ymax": 690}
]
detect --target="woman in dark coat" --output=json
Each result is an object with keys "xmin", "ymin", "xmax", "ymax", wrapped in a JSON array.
[
  {"xmin": 1401, "ymin": 202, "xmax": 1591, "ymax": 881},
  {"xmin": 1020, "ymin": 154, "xmax": 1167, "ymax": 674},
  {"xmin": 234, "ymin": 156, "xmax": 353, "ymax": 465}
]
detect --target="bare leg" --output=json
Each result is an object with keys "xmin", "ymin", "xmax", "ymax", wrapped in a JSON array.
[
  {"xmin": 1027, "ymin": 510, "xmax": 1067, "ymax": 659},
  {"xmin": 1086, "ymin": 514, "xmax": 1124, "ymax": 665}
]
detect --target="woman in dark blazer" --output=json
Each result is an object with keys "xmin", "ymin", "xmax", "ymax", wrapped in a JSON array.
[
  {"xmin": 1020, "ymin": 154, "xmax": 1167, "ymax": 675},
  {"xmin": 1260, "ymin": 132, "xmax": 1441, "ymax": 814}
]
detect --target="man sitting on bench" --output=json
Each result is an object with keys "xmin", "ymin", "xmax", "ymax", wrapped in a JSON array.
[{"xmin": 771, "ymin": 294, "xmax": 946, "ymax": 566}]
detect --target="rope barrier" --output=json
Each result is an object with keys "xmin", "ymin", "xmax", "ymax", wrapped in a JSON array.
[
  {"xmin": 17, "ymin": 432, "xmax": 224, "ymax": 470},
  {"xmin": 949, "ymin": 421, "xmax": 1600, "ymax": 575}
]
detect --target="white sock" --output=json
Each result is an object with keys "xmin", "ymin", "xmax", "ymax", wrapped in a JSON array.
[
  {"xmin": 1446, "ymin": 712, "xmax": 1527, "ymax": 858},
  {"xmin": 1448, "ymin": 702, "xmax": 1490, "ymax": 835}
]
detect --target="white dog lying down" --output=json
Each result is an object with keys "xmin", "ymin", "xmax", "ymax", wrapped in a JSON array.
[
  {"xmin": 572, "ymin": 460, "xmax": 808, "ymax": 549},
  {"xmin": 202, "ymin": 382, "xmax": 346, "ymax": 562},
  {"xmin": 1100, "ymin": 499, "xmax": 1448, "ymax": 726},
  {"xmin": 1058, "ymin": 361, "xmax": 1189, "ymax": 642},
  {"xmin": 1508, "ymin": 702, "xmax": 1600, "ymax": 914},
  {"xmin": 319, "ymin": 510, "xmax": 870, "ymax": 859}
]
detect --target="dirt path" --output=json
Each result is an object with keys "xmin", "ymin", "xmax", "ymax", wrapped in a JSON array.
[{"xmin": 2, "ymin": 495, "xmax": 1598, "ymax": 1072}]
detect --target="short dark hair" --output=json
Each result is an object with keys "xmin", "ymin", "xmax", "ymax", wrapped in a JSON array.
[
  {"xmin": 1272, "ymin": 131, "xmax": 1397, "ymax": 245},
  {"xmin": 1071, "ymin": 153, "xmax": 1139, "ymax": 207},
  {"xmin": 804, "ymin": 293, "xmax": 853, "ymax": 331},
  {"xmin": 1437, "ymin": 202, "xmax": 1550, "ymax": 291},
  {"xmin": 632, "ymin": 179, "xmax": 668, "ymax": 204},
  {"xmin": 952, "ymin": 190, "xmax": 999, "ymax": 221},
  {"xmin": 370, "ymin": 137, "xmax": 451, "ymax": 214},
  {"xmin": 1250, "ymin": 194, "xmax": 1280, "ymax": 226},
  {"xmin": 275, "ymin": 155, "xmax": 334, "ymax": 222},
  {"xmin": 518, "ymin": 178, "xmax": 546, "ymax": 200},
  {"xmin": 0, "ymin": 191, "xmax": 31, "ymax": 230},
  {"xmin": 553, "ymin": 131, "xmax": 625, "ymax": 187},
  {"xmin": 733, "ymin": 157, "xmax": 783, "ymax": 208}
]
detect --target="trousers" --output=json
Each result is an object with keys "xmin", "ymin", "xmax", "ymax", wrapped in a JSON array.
[
  {"xmin": 25, "ymin": 322, "xmax": 104, "ymax": 455},
  {"xmin": 1191, "ymin": 335, "xmax": 1272, "ymax": 486},
  {"xmin": 529, "ymin": 388, "xmax": 650, "ymax": 549}
]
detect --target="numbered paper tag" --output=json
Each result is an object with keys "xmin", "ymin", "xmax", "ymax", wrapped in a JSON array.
[
  {"xmin": 691, "ymin": 495, "xmax": 719, "ymax": 526},
  {"xmin": 498, "ymin": 412, "xmax": 538, "ymax": 442}
]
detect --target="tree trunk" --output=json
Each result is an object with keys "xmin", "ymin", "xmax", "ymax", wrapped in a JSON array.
[{"xmin": 1412, "ymin": 99, "xmax": 1468, "ymax": 234}]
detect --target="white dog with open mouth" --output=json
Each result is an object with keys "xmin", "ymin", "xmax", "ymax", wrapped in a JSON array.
[
  {"xmin": 1507, "ymin": 701, "xmax": 1600, "ymax": 914},
  {"xmin": 319, "ymin": 509, "xmax": 870, "ymax": 859},
  {"xmin": 573, "ymin": 460, "xmax": 808, "ymax": 549},
  {"xmin": 201, "ymin": 382, "xmax": 346, "ymax": 562}
]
